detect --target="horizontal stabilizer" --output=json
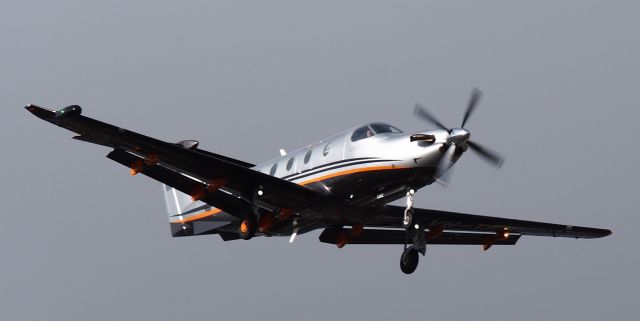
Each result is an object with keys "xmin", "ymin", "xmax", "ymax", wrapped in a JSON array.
[{"xmin": 219, "ymin": 232, "xmax": 242, "ymax": 242}]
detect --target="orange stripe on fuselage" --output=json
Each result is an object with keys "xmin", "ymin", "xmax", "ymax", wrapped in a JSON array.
[
  {"xmin": 170, "ymin": 208, "xmax": 222, "ymax": 223},
  {"xmin": 298, "ymin": 165, "xmax": 407, "ymax": 186}
]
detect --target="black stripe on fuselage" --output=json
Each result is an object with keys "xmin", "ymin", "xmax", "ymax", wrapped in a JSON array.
[
  {"xmin": 279, "ymin": 157, "xmax": 374, "ymax": 180},
  {"xmin": 285, "ymin": 158, "xmax": 399, "ymax": 182}
]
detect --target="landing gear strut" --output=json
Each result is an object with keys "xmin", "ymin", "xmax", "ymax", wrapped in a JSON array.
[
  {"xmin": 400, "ymin": 189, "xmax": 427, "ymax": 274},
  {"xmin": 402, "ymin": 189, "xmax": 415, "ymax": 229}
]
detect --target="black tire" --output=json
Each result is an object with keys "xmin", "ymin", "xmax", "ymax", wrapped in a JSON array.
[
  {"xmin": 402, "ymin": 209, "xmax": 414, "ymax": 230},
  {"xmin": 238, "ymin": 215, "xmax": 257, "ymax": 240},
  {"xmin": 400, "ymin": 248, "xmax": 419, "ymax": 274}
]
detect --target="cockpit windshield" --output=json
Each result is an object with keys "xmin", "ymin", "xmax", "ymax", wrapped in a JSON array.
[
  {"xmin": 351, "ymin": 123, "xmax": 403, "ymax": 142},
  {"xmin": 370, "ymin": 123, "xmax": 403, "ymax": 134},
  {"xmin": 351, "ymin": 125, "xmax": 375, "ymax": 142}
]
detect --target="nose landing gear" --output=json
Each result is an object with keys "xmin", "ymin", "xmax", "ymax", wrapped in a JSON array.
[
  {"xmin": 400, "ymin": 230, "xmax": 427, "ymax": 274},
  {"xmin": 402, "ymin": 189, "xmax": 415, "ymax": 229},
  {"xmin": 400, "ymin": 189, "xmax": 427, "ymax": 274}
]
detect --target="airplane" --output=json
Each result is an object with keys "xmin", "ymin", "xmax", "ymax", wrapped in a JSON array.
[{"xmin": 25, "ymin": 90, "xmax": 611, "ymax": 274}]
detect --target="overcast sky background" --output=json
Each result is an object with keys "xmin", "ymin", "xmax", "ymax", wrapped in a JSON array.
[{"xmin": 1, "ymin": 1, "xmax": 638, "ymax": 320}]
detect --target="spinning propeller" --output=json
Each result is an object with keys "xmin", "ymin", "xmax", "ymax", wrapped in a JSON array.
[{"xmin": 414, "ymin": 89, "xmax": 504, "ymax": 184}]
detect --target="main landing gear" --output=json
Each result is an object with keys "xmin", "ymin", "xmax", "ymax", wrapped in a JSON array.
[
  {"xmin": 400, "ymin": 189, "xmax": 427, "ymax": 274},
  {"xmin": 400, "ymin": 246, "xmax": 419, "ymax": 274}
]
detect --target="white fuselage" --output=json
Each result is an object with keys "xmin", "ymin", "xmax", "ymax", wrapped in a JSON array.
[{"xmin": 252, "ymin": 123, "xmax": 451, "ymax": 198}]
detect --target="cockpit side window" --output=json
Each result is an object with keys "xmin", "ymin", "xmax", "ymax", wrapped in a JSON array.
[
  {"xmin": 350, "ymin": 125, "xmax": 375, "ymax": 142},
  {"xmin": 370, "ymin": 123, "xmax": 403, "ymax": 134}
]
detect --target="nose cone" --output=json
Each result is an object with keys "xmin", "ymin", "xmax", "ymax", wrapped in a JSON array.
[{"xmin": 448, "ymin": 128, "xmax": 470, "ymax": 144}]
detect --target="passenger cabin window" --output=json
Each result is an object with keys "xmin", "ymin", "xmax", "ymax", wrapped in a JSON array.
[
  {"xmin": 351, "ymin": 125, "xmax": 375, "ymax": 142},
  {"xmin": 269, "ymin": 163, "xmax": 278, "ymax": 176},
  {"xmin": 286, "ymin": 157, "xmax": 295, "ymax": 171},
  {"xmin": 303, "ymin": 150, "xmax": 312, "ymax": 164},
  {"xmin": 370, "ymin": 123, "xmax": 403, "ymax": 134}
]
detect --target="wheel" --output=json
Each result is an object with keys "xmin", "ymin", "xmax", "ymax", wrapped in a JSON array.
[
  {"xmin": 402, "ymin": 209, "xmax": 414, "ymax": 230},
  {"xmin": 238, "ymin": 215, "xmax": 257, "ymax": 240},
  {"xmin": 400, "ymin": 247, "xmax": 419, "ymax": 274}
]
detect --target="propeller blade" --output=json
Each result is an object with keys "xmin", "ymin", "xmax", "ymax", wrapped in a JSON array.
[
  {"xmin": 468, "ymin": 140, "xmax": 504, "ymax": 168},
  {"xmin": 461, "ymin": 88, "xmax": 482, "ymax": 128},
  {"xmin": 414, "ymin": 104, "xmax": 450, "ymax": 131},
  {"xmin": 434, "ymin": 145, "xmax": 456, "ymax": 185}
]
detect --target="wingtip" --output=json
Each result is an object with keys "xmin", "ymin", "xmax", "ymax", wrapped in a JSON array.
[
  {"xmin": 25, "ymin": 104, "xmax": 56, "ymax": 120},
  {"xmin": 586, "ymin": 228, "xmax": 613, "ymax": 238}
]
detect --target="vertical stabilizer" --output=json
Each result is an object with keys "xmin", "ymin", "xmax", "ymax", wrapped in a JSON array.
[
  {"xmin": 162, "ymin": 184, "xmax": 204, "ymax": 221},
  {"xmin": 162, "ymin": 184, "xmax": 236, "ymax": 237}
]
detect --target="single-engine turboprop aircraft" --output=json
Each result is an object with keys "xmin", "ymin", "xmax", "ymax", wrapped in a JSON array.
[{"xmin": 26, "ymin": 90, "xmax": 611, "ymax": 274}]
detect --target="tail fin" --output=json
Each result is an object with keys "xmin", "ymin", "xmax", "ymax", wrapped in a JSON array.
[
  {"xmin": 162, "ymin": 184, "xmax": 206, "ymax": 221},
  {"xmin": 162, "ymin": 184, "xmax": 236, "ymax": 237}
]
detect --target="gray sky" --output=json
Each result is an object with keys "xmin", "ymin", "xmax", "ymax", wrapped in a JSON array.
[{"xmin": 2, "ymin": 1, "xmax": 638, "ymax": 320}]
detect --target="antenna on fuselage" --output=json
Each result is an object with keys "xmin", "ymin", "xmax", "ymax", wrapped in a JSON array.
[{"xmin": 279, "ymin": 149, "xmax": 287, "ymax": 156}]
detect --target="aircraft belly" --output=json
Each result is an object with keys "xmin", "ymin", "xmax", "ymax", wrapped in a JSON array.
[{"xmin": 303, "ymin": 166, "xmax": 434, "ymax": 205}]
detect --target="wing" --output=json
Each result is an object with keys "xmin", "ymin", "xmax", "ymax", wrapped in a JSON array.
[
  {"xmin": 373, "ymin": 205, "xmax": 611, "ymax": 239},
  {"xmin": 26, "ymin": 105, "xmax": 321, "ymax": 217},
  {"xmin": 106, "ymin": 148, "xmax": 253, "ymax": 216}
]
